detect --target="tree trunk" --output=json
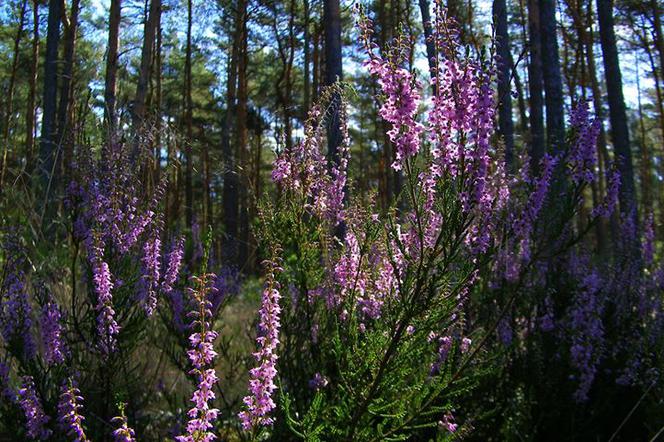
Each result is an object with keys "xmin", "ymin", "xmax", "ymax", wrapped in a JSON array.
[
  {"xmin": 0, "ymin": 0, "xmax": 28, "ymax": 192},
  {"xmin": 303, "ymin": 0, "xmax": 311, "ymax": 113},
  {"xmin": 527, "ymin": 0, "xmax": 545, "ymax": 173},
  {"xmin": 539, "ymin": 0, "xmax": 565, "ymax": 153},
  {"xmin": 132, "ymin": 0, "xmax": 161, "ymax": 138},
  {"xmin": 58, "ymin": 0, "xmax": 81, "ymax": 176},
  {"xmin": 418, "ymin": 0, "xmax": 437, "ymax": 90},
  {"xmin": 324, "ymin": 0, "xmax": 342, "ymax": 163},
  {"xmin": 236, "ymin": 0, "xmax": 249, "ymax": 271},
  {"xmin": 184, "ymin": 0, "xmax": 194, "ymax": 231},
  {"xmin": 494, "ymin": 0, "xmax": 515, "ymax": 169},
  {"xmin": 596, "ymin": 0, "xmax": 638, "ymax": 220},
  {"xmin": 38, "ymin": 0, "xmax": 64, "ymax": 234},
  {"xmin": 104, "ymin": 0, "xmax": 121, "ymax": 131},
  {"xmin": 25, "ymin": 0, "xmax": 39, "ymax": 175},
  {"xmin": 221, "ymin": 0, "xmax": 241, "ymax": 266}
]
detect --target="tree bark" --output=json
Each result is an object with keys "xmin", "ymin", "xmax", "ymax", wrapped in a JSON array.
[
  {"xmin": 58, "ymin": 0, "xmax": 81, "ymax": 176},
  {"xmin": 324, "ymin": 0, "xmax": 342, "ymax": 163},
  {"xmin": 25, "ymin": 0, "xmax": 39, "ymax": 175},
  {"xmin": 38, "ymin": 0, "xmax": 64, "ymax": 234},
  {"xmin": 236, "ymin": 0, "xmax": 249, "ymax": 270},
  {"xmin": 418, "ymin": 0, "xmax": 437, "ymax": 90},
  {"xmin": 184, "ymin": 0, "xmax": 194, "ymax": 231},
  {"xmin": 131, "ymin": 0, "xmax": 161, "ymax": 137},
  {"xmin": 221, "ymin": 0, "xmax": 242, "ymax": 266},
  {"xmin": 596, "ymin": 0, "xmax": 638, "ymax": 220},
  {"xmin": 494, "ymin": 0, "xmax": 515, "ymax": 169},
  {"xmin": 539, "ymin": 0, "xmax": 566, "ymax": 153},
  {"xmin": 303, "ymin": 0, "xmax": 311, "ymax": 113},
  {"xmin": 104, "ymin": 0, "xmax": 121, "ymax": 131},
  {"xmin": 527, "ymin": 0, "xmax": 545, "ymax": 173}
]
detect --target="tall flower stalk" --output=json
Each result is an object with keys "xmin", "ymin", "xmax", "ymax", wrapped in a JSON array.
[
  {"xmin": 239, "ymin": 253, "xmax": 283, "ymax": 431},
  {"xmin": 176, "ymin": 272, "xmax": 219, "ymax": 442},
  {"xmin": 57, "ymin": 378, "xmax": 88, "ymax": 441}
]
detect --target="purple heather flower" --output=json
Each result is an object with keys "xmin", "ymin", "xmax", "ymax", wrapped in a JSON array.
[
  {"xmin": 177, "ymin": 273, "xmax": 220, "ymax": 442},
  {"xmin": 308, "ymin": 373, "xmax": 329, "ymax": 391},
  {"xmin": 111, "ymin": 404, "xmax": 136, "ymax": 442},
  {"xmin": 0, "ymin": 267, "xmax": 37, "ymax": 359},
  {"xmin": 138, "ymin": 231, "xmax": 162, "ymax": 316},
  {"xmin": 239, "ymin": 257, "xmax": 283, "ymax": 431},
  {"xmin": 41, "ymin": 300, "xmax": 67, "ymax": 366},
  {"xmin": 568, "ymin": 101, "xmax": 600, "ymax": 184},
  {"xmin": 162, "ymin": 237, "xmax": 185, "ymax": 294},
  {"xmin": 57, "ymin": 379, "xmax": 88, "ymax": 441},
  {"xmin": 17, "ymin": 376, "xmax": 52, "ymax": 440},
  {"xmin": 439, "ymin": 411, "xmax": 458, "ymax": 433},
  {"xmin": 0, "ymin": 361, "xmax": 16, "ymax": 403}
]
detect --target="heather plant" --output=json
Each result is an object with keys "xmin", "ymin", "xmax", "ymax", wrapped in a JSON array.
[{"xmin": 0, "ymin": 2, "xmax": 662, "ymax": 441}]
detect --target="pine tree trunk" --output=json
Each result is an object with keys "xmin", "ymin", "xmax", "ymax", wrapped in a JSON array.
[
  {"xmin": 596, "ymin": 0, "xmax": 638, "ymax": 221},
  {"xmin": 184, "ymin": 0, "xmax": 194, "ymax": 231},
  {"xmin": 38, "ymin": 0, "xmax": 64, "ymax": 234},
  {"xmin": 236, "ymin": 0, "xmax": 249, "ymax": 271},
  {"xmin": 494, "ymin": 0, "xmax": 515, "ymax": 169},
  {"xmin": 104, "ymin": 0, "xmax": 121, "ymax": 131},
  {"xmin": 221, "ymin": 1, "xmax": 241, "ymax": 266},
  {"xmin": 25, "ymin": 0, "xmax": 39, "ymax": 175},
  {"xmin": 324, "ymin": 0, "xmax": 342, "ymax": 162},
  {"xmin": 132, "ymin": 0, "xmax": 160, "ymax": 138},
  {"xmin": 527, "ymin": 0, "xmax": 545, "ymax": 173},
  {"xmin": 539, "ymin": 0, "xmax": 565, "ymax": 153},
  {"xmin": 58, "ymin": 0, "xmax": 81, "ymax": 177}
]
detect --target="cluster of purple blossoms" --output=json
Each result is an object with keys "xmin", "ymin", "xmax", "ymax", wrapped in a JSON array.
[
  {"xmin": 308, "ymin": 372, "xmax": 329, "ymax": 391},
  {"xmin": 41, "ymin": 300, "xmax": 67, "ymax": 365},
  {"xmin": 239, "ymin": 256, "xmax": 283, "ymax": 431},
  {"xmin": 138, "ymin": 230, "xmax": 162, "ymax": 316},
  {"xmin": 87, "ymin": 234, "xmax": 119, "ymax": 354},
  {"xmin": 162, "ymin": 236, "xmax": 185, "ymax": 294},
  {"xmin": 439, "ymin": 411, "xmax": 458, "ymax": 433},
  {"xmin": 568, "ymin": 101, "xmax": 601, "ymax": 185},
  {"xmin": 591, "ymin": 164, "xmax": 620, "ymax": 218},
  {"xmin": 17, "ymin": 376, "xmax": 52, "ymax": 440},
  {"xmin": 57, "ymin": 379, "xmax": 87, "ymax": 441},
  {"xmin": 568, "ymin": 271, "xmax": 604, "ymax": 402},
  {"xmin": 358, "ymin": 11, "xmax": 423, "ymax": 172},
  {"xmin": 177, "ymin": 273, "xmax": 220, "ymax": 442},
  {"xmin": 0, "ymin": 361, "xmax": 16, "ymax": 403},
  {"xmin": 111, "ymin": 404, "xmax": 136, "ymax": 442},
  {"xmin": 272, "ymin": 90, "xmax": 350, "ymax": 225},
  {"xmin": 0, "ymin": 267, "xmax": 36, "ymax": 359}
]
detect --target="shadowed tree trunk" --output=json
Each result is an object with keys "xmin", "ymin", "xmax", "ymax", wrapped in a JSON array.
[
  {"xmin": 131, "ymin": 0, "xmax": 161, "ymax": 139},
  {"xmin": 596, "ymin": 0, "xmax": 637, "ymax": 222},
  {"xmin": 25, "ymin": 0, "xmax": 39, "ymax": 175},
  {"xmin": 237, "ymin": 0, "xmax": 249, "ymax": 271},
  {"xmin": 527, "ymin": 0, "xmax": 545, "ymax": 174},
  {"xmin": 58, "ymin": 0, "xmax": 81, "ymax": 176},
  {"xmin": 303, "ymin": 0, "xmax": 311, "ymax": 112},
  {"xmin": 494, "ymin": 0, "xmax": 515, "ymax": 169},
  {"xmin": 324, "ymin": 0, "xmax": 342, "ymax": 163},
  {"xmin": 184, "ymin": 0, "xmax": 194, "ymax": 231},
  {"xmin": 38, "ymin": 0, "xmax": 64, "ymax": 234},
  {"xmin": 104, "ymin": 0, "xmax": 121, "ymax": 131},
  {"xmin": 221, "ymin": 0, "xmax": 242, "ymax": 266},
  {"xmin": 539, "ymin": 0, "xmax": 565, "ymax": 153}
]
